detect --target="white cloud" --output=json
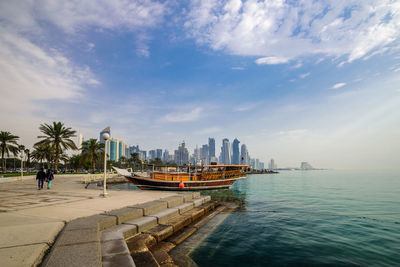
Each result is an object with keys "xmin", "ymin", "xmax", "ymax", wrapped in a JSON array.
[
  {"xmin": 255, "ymin": 57, "xmax": 289, "ymax": 65},
  {"xmin": 185, "ymin": 0, "xmax": 400, "ymax": 63},
  {"xmin": 331, "ymin": 82, "xmax": 347, "ymax": 89},
  {"xmin": 234, "ymin": 101, "xmax": 263, "ymax": 112},
  {"xmin": 299, "ymin": 72, "xmax": 310, "ymax": 79},
  {"xmin": 161, "ymin": 107, "xmax": 204, "ymax": 122}
]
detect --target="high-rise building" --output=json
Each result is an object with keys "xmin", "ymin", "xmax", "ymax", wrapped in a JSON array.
[
  {"xmin": 240, "ymin": 144, "xmax": 249, "ymax": 165},
  {"xmin": 118, "ymin": 140, "xmax": 125, "ymax": 159},
  {"xmin": 148, "ymin": 150, "xmax": 156, "ymax": 161},
  {"xmin": 220, "ymin": 138, "xmax": 231, "ymax": 165},
  {"xmin": 156, "ymin": 149, "xmax": 163, "ymax": 159},
  {"xmin": 163, "ymin": 150, "xmax": 169, "ymax": 162},
  {"xmin": 255, "ymin": 159, "xmax": 260, "ymax": 170},
  {"xmin": 232, "ymin": 138, "xmax": 240, "ymax": 165},
  {"xmin": 109, "ymin": 139, "xmax": 117, "ymax": 161},
  {"xmin": 208, "ymin": 138, "xmax": 215, "ymax": 164},
  {"xmin": 193, "ymin": 146, "xmax": 201, "ymax": 165},
  {"xmin": 99, "ymin": 126, "xmax": 111, "ymax": 144},
  {"xmin": 200, "ymin": 144, "xmax": 209, "ymax": 165},
  {"xmin": 174, "ymin": 142, "xmax": 189, "ymax": 165},
  {"xmin": 268, "ymin": 159, "xmax": 276, "ymax": 170}
]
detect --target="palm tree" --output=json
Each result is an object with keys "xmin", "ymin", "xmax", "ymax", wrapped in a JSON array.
[
  {"xmin": 32, "ymin": 144, "xmax": 48, "ymax": 166},
  {"xmin": 59, "ymin": 153, "xmax": 69, "ymax": 171},
  {"xmin": 81, "ymin": 139, "xmax": 104, "ymax": 173},
  {"xmin": 35, "ymin": 122, "xmax": 77, "ymax": 172},
  {"xmin": 69, "ymin": 154, "xmax": 82, "ymax": 172},
  {"xmin": 130, "ymin": 152, "xmax": 141, "ymax": 170},
  {"xmin": 24, "ymin": 148, "xmax": 31, "ymax": 173},
  {"xmin": 0, "ymin": 131, "xmax": 20, "ymax": 173}
]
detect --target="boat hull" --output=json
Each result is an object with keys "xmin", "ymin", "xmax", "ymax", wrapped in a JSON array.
[{"xmin": 123, "ymin": 175, "xmax": 243, "ymax": 190}]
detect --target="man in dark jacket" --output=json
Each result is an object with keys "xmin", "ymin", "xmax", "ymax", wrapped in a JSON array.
[{"xmin": 36, "ymin": 167, "xmax": 46, "ymax": 190}]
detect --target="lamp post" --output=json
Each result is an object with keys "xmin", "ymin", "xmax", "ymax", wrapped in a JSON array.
[
  {"xmin": 101, "ymin": 133, "xmax": 110, "ymax": 197},
  {"xmin": 20, "ymin": 152, "xmax": 24, "ymax": 180}
]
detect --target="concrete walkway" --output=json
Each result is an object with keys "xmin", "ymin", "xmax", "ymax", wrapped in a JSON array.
[{"xmin": 0, "ymin": 174, "xmax": 178, "ymax": 267}]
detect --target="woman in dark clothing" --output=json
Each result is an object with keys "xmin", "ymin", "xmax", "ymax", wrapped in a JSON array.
[
  {"xmin": 46, "ymin": 169, "xmax": 54, "ymax": 189},
  {"xmin": 36, "ymin": 167, "xmax": 46, "ymax": 190}
]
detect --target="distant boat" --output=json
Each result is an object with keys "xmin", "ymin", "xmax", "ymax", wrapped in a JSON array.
[{"xmin": 113, "ymin": 165, "xmax": 248, "ymax": 190}]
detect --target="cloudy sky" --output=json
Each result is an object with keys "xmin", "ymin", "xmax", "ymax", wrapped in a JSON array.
[{"xmin": 1, "ymin": 0, "xmax": 400, "ymax": 170}]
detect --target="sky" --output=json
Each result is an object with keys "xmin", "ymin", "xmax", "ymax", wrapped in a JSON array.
[{"xmin": 1, "ymin": 0, "xmax": 400, "ymax": 170}]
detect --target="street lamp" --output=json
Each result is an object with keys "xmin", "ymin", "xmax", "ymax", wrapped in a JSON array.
[{"xmin": 101, "ymin": 133, "xmax": 110, "ymax": 197}]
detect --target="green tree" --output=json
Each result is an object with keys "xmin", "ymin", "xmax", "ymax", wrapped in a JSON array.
[
  {"xmin": 130, "ymin": 152, "xmax": 141, "ymax": 170},
  {"xmin": 150, "ymin": 157, "xmax": 164, "ymax": 166},
  {"xmin": 35, "ymin": 122, "xmax": 77, "ymax": 172},
  {"xmin": 81, "ymin": 138, "xmax": 104, "ymax": 173},
  {"xmin": 0, "ymin": 131, "xmax": 20, "ymax": 173},
  {"xmin": 69, "ymin": 154, "xmax": 82, "ymax": 172},
  {"xmin": 32, "ymin": 144, "xmax": 48, "ymax": 166}
]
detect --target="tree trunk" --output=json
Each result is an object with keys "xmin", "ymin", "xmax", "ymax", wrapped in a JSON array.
[
  {"xmin": 55, "ymin": 145, "xmax": 60, "ymax": 173},
  {"xmin": 1, "ymin": 150, "xmax": 5, "ymax": 173}
]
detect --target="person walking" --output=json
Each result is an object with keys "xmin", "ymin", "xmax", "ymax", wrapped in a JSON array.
[
  {"xmin": 36, "ymin": 167, "xmax": 46, "ymax": 190},
  {"xmin": 46, "ymin": 169, "xmax": 54, "ymax": 189}
]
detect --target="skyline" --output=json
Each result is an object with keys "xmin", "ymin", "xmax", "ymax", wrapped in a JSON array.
[{"xmin": 1, "ymin": 1, "xmax": 400, "ymax": 170}]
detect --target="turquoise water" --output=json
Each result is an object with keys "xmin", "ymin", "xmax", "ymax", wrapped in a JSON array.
[{"xmin": 190, "ymin": 170, "xmax": 400, "ymax": 266}]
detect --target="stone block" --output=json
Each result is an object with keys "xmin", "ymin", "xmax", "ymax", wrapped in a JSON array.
[
  {"xmin": 192, "ymin": 192, "xmax": 201, "ymax": 198},
  {"xmin": 169, "ymin": 227, "xmax": 197, "ymax": 245},
  {"xmin": 101, "ymin": 238, "xmax": 130, "ymax": 257},
  {"xmin": 191, "ymin": 208, "xmax": 205, "ymax": 221},
  {"xmin": 65, "ymin": 214, "xmax": 117, "ymax": 231},
  {"xmin": 44, "ymin": 242, "xmax": 101, "ymax": 267},
  {"xmin": 149, "ymin": 208, "xmax": 179, "ymax": 224},
  {"xmin": 176, "ymin": 202, "xmax": 194, "ymax": 214},
  {"xmin": 162, "ymin": 214, "xmax": 192, "ymax": 232},
  {"xmin": 131, "ymin": 251, "xmax": 159, "ymax": 267},
  {"xmin": 124, "ymin": 216, "xmax": 157, "ymax": 232},
  {"xmin": 131, "ymin": 200, "xmax": 167, "ymax": 216},
  {"xmin": 104, "ymin": 207, "xmax": 143, "ymax": 224},
  {"xmin": 145, "ymin": 225, "xmax": 174, "ymax": 242},
  {"xmin": 190, "ymin": 198, "xmax": 203, "ymax": 207},
  {"xmin": 57, "ymin": 228, "xmax": 99, "ymax": 246},
  {"xmin": 202, "ymin": 195, "xmax": 211, "ymax": 202},
  {"xmin": 159, "ymin": 196, "xmax": 184, "ymax": 208},
  {"xmin": 102, "ymin": 253, "xmax": 136, "ymax": 267},
  {"xmin": 177, "ymin": 193, "xmax": 193, "ymax": 202},
  {"xmin": 126, "ymin": 234, "xmax": 157, "ymax": 254}
]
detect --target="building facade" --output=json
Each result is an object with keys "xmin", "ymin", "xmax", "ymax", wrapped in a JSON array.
[{"xmin": 232, "ymin": 138, "xmax": 240, "ymax": 165}]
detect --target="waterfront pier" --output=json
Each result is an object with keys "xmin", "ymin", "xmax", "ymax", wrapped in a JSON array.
[{"xmin": 0, "ymin": 174, "xmax": 180, "ymax": 266}]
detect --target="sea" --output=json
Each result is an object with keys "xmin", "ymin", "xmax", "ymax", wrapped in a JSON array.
[{"xmin": 115, "ymin": 170, "xmax": 400, "ymax": 266}]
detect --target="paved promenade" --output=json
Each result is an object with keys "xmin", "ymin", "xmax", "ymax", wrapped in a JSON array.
[{"xmin": 0, "ymin": 174, "xmax": 177, "ymax": 267}]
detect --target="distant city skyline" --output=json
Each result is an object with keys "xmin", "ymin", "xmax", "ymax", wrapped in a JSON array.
[{"xmin": 1, "ymin": 1, "xmax": 399, "ymax": 170}]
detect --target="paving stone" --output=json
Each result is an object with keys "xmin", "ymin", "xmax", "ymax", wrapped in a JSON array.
[
  {"xmin": 192, "ymin": 192, "xmax": 201, "ymax": 198},
  {"xmin": 44, "ymin": 242, "xmax": 101, "ymax": 267},
  {"xmin": 145, "ymin": 225, "xmax": 174, "ymax": 242},
  {"xmin": 158, "ymin": 196, "xmax": 184, "ymax": 208},
  {"xmin": 101, "ymin": 227, "xmax": 125, "ymax": 242},
  {"xmin": 0, "ymin": 243, "xmax": 49, "ymax": 267},
  {"xmin": 148, "ymin": 208, "xmax": 179, "ymax": 224},
  {"xmin": 57, "ymin": 228, "xmax": 99, "ymax": 246},
  {"xmin": 131, "ymin": 200, "xmax": 167, "ymax": 216},
  {"xmin": 124, "ymin": 216, "xmax": 157, "ymax": 232},
  {"xmin": 104, "ymin": 207, "xmax": 143, "ymax": 224},
  {"xmin": 176, "ymin": 202, "xmax": 194, "ymax": 214}
]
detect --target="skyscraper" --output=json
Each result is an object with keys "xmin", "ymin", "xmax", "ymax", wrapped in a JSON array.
[
  {"xmin": 232, "ymin": 138, "xmax": 240, "ymax": 165},
  {"xmin": 221, "ymin": 138, "xmax": 231, "ymax": 164},
  {"xmin": 208, "ymin": 138, "xmax": 215, "ymax": 164},
  {"xmin": 268, "ymin": 159, "xmax": 276, "ymax": 170},
  {"xmin": 99, "ymin": 126, "xmax": 110, "ymax": 144},
  {"xmin": 200, "ymin": 144, "xmax": 209, "ymax": 165},
  {"xmin": 156, "ymin": 149, "xmax": 163, "ymax": 159},
  {"xmin": 174, "ymin": 142, "xmax": 189, "ymax": 165},
  {"xmin": 163, "ymin": 150, "xmax": 169, "ymax": 162},
  {"xmin": 240, "ymin": 144, "xmax": 249, "ymax": 165}
]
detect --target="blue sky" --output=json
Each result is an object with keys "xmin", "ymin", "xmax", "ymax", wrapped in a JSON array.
[{"xmin": 1, "ymin": 0, "xmax": 400, "ymax": 169}]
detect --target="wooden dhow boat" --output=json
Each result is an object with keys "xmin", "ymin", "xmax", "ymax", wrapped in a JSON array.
[{"xmin": 113, "ymin": 165, "xmax": 248, "ymax": 191}]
